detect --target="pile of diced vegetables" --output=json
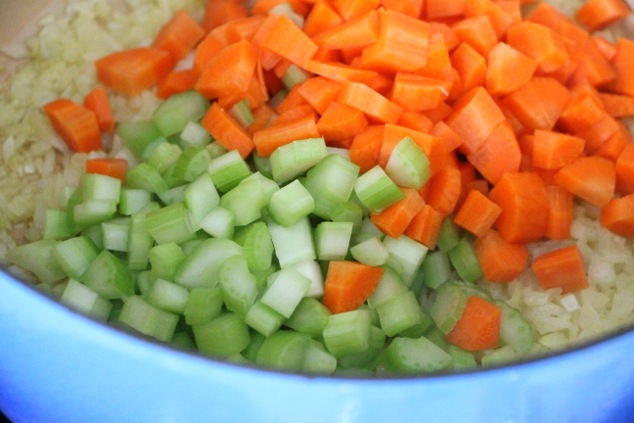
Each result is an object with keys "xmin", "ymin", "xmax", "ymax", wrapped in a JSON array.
[{"xmin": 5, "ymin": 0, "xmax": 634, "ymax": 375}]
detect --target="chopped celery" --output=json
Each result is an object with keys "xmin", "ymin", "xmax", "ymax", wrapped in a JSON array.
[
  {"xmin": 284, "ymin": 297, "xmax": 331, "ymax": 338},
  {"xmin": 447, "ymin": 344, "xmax": 478, "ymax": 371},
  {"xmin": 495, "ymin": 300, "xmax": 535, "ymax": 353},
  {"xmin": 184, "ymin": 287, "xmax": 223, "ymax": 326},
  {"xmin": 421, "ymin": 249, "xmax": 452, "ymax": 289},
  {"xmin": 126, "ymin": 162, "xmax": 169, "ymax": 194},
  {"xmin": 289, "ymin": 259, "xmax": 324, "ymax": 298},
  {"xmin": 303, "ymin": 340, "xmax": 337, "ymax": 374},
  {"xmin": 269, "ymin": 137, "xmax": 327, "ymax": 183},
  {"xmin": 73, "ymin": 200, "xmax": 118, "ymax": 228},
  {"xmin": 220, "ymin": 172, "xmax": 279, "ymax": 226},
  {"xmin": 323, "ymin": 309, "xmax": 372, "ymax": 357},
  {"xmin": 437, "ymin": 217, "xmax": 461, "ymax": 253},
  {"xmin": 268, "ymin": 179, "xmax": 315, "ymax": 227},
  {"xmin": 144, "ymin": 202, "xmax": 198, "ymax": 245},
  {"xmin": 337, "ymin": 325, "xmax": 385, "ymax": 370},
  {"xmin": 80, "ymin": 250, "xmax": 134, "ymax": 300},
  {"xmin": 256, "ymin": 330, "xmax": 311, "ymax": 371},
  {"xmin": 281, "ymin": 63, "xmax": 311, "ymax": 90},
  {"xmin": 384, "ymin": 336, "xmax": 452, "ymax": 374},
  {"xmin": 42, "ymin": 209, "xmax": 73, "ymax": 240},
  {"xmin": 383, "ymin": 235, "xmax": 428, "ymax": 287},
  {"xmin": 179, "ymin": 121, "xmax": 212, "ymax": 149},
  {"xmin": 314, "ymin": 221, "xmax": 353, "ymax": 261},
  {"xmin": 199, "ymin": 206, "xmax": 235, "ymax": 239},
  {"xmin": 146, "ymin": 278, "xmax": 189, "ymax": 314},
  {"xmin": 233, "ymin": 222, "xmax": 274, "ymax": 271},
  {"xmin": 173, "ymin": 146, "xmax": 212, "ymax": 182},
  {"xmin": 157, "ymin": 184, "xmax": 187, "ymax": 206},
  {"xmin": 174, "ymin": 238, "xmax": 243, "ymax": 289},
  {"xmin": 118, "ymin": 295, "xmax": 179, "ymax": 342},
  {"xmin": 81, "ymin": 173, "xmax": 121, "ymax": 203},
  {"xmin": 117, "ymin": 120, "xmax": 163, "ymax": 158},
  {"xmin": 228, "ymin": 99, "xmax": 255, "ymax": 128},
  {"xmin": 267, "ymin": 216, "xmax": 316, "ymax": 267},
  {"xmin": 208, "ymin": 149, "xmax": 252, "ymax": 192},
  {"xmin": 149, "ymin": 242, "xmax": 185, "ymax": 281},
  {"xmin": 367, "ymin": 267, "xmax": 408, "ymax": 309},
  {"xmin": 429, "ymin": 281, "xmax": 469, "ymax": 334},
  {"xmin": 193, "ymin": 313, "xmax": 251, "ymax": 358},
  {"xmin": 119, "ymin": 188, "xmax": 152, "ymax": 216},
  {"xmin": 354, "ymin": 165, "xmax": 404, "ymax": 213},
  {"xmin": 260, "ymin": 267, "xmax": 311, "ymax": 318},
  {"xmin": 385, "ymin": 136, "xmax": 430, "ymax": 189},
  {"xmin": 244, "ymin": 300, "xmax": 285, "ymax": 336},
  {"xmin": 218, "ymin": 255, "xmax": 258, "ymax": 318},
  {"xmin": 350, "ymin": 235, "xmax": 389, "ymax": 267},
  {"xmin": 152, "ymin": 90, "xmax": 210, "ymax": 137},
  {"xmin": 146, "ymin": 141, "xmax": 182, "ymax": 173},
  {"xmin": 52, "ymin": 236, "xmax": 100, "ymax": 280},
  {"xmin": 183, "ymin": 171, "xmax": 220, "ymax": 223},
  {"xmin": 304, "ymin": 154, "xmax": 360, "ymax": 219},
  {"xmin": 7, "ymin": 239, "xmax": 66, "ymax": 284},
  {"xmin": 448, "ymin": 236, "xmax": 483, "ymax": 283},
  {"xmin": 101, "ymin": 218, "xmax": 129, "ymax": 252},
  {"xmin": 60, "ymin": 279, "xmax": 113, "ymax": 320},
  {"xmin": 375, "ymin": 291, "xmax": 429, "ymax": 337}
]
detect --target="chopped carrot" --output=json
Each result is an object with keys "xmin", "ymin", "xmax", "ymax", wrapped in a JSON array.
[
  {"xmin": 417, "ymin": 32, "xmax": 454, "ymax": 81},
  {"xmin": 225, "ymin": 15, "xmax": 269, "ymax": 43},
  {"xmin": 474, "ymin": 229, "xmax": 529, "ymax": 283},
  {"xmin": 83, "ymin": 87, "xmax": 114, "ymax": 132},
  {"xmin": 317, "ymin": 101, "xmax": 369, "ymax": 144},
  {"xmin": 348, "ymin": 125, "xmax": 384, "ymax": 173},
  {"xmin": 397, "ymin": 111, "xmax": 435, "ymax": 133},
  {"xmin": 451, "ymin": 15, "xmax": 499, "ymax": 56},
  {"xmin": 248, "ymin": 103, "xmax": 277, "ymax": 134},
  {"xmin": 423, "ymin": 165, "xmax": 462, "ymax": 216},
  {"xmin": 295, "ymin": 76, "xmax": 342, "ymax": 115},
  {"xmin": 599, "ymin": 92, "xmax": 634, "ymax": 118},
  {"xmin": 446, "ymin": 86, "xmax": 506, "ymax": 155},
  {"xmin": 530, "ymin": 129, "xmax": 585, "ymax": 170},
  {"xmin": 601, "ymin": 194, "xmax": 634, "ymax": 237},
  {"xmin": 463, "ymin": 0, "xmax": 515, "ymax": 38},
  {"xmin": 591, "ymin": 35, "xmax": 617, "ymax": 61},
  {"xmin": 489, "ymin": 172, "xmax": 549, "ymax": 243},
  {"xmin": 152, "ymin": 10, "xmax": 206, "ymax": 63},
  {"xmin": 380, "ymin": 124, "xmax": 447, "ymax": 177},
  {"xmin": 303, "ymin": 0, "xmax": 345, "ymax": 37},
  {"xmin": 404, "ymin": 204, "xmax": 445, "ymax": 249},
  {"xmin": 554, "ymin": 156, "xmax": 616, "ymax": 208},
  {"xmin": 258, "ymin": 14, "xmax": 319, "ymax": 67},
  {"xmin": 251, "ymin": 0, "xmax": 311, "ymax": 16},
  {"xmin": 275, "ymin": 84, "xmax": 309, "ymax": 113},
  {"xmin": 43, "ymin": 99, "xmax": 102, "ymax": 153},
  {"xmin": 450, "ymin": 42, "xmax": 487, "ymax": 94},
  {"xmin": 615, "ymin": 143, "xmax": 634, "ymax": 195},
  {"xmin": 195, "ymin": 39, "xmax": 258, "ymax": 99},
  {"xmin": 505, "ymin": 21, "xmax": 568, "ymax": 75},
  {"xmin": 389, "ymin": 73, "xmax": 453, "ymax": 112},
  {"xmin": 531, "ymin": 245, "xmax": 589, "ymax": 294},
  {"xmin": 336, "ymin": 81, "xmax": 403, "ymax": 124},
  {"xmin": 156, "ymin": 69, "xmax": 199, "ymax": 99},
  {"xmin": 453, "ymin": 189, "xmax": 502, "ymax": 237},
  {"xmin": 253, "ymin": 114, "xmax": 320, "ymax": 156},
  {"xmin": 425, "ymin": 0, "xmax": 465, "ymax": 19},
  {"xmin": 332, "ymin": 0, "xmax": 380, "ymax": 20},
  {"xmin": 312, "ymin": 10, "xmax": 380, "ymax": 50},
  {"xmin": 379, "ymin": 0, "xmax": 425, "ymax": 18},
  {"xmin": 569, "ymin": 39, "xmax": 617, "ymax": 88},
  {"xmin": 85, "ymin": 158, "xmax": 128, "ymax": 182},
  {"xmin": 545, "ymin": 185, "xmax": 574, "ymax": 240},
  {"xmin": 303, "ymin": 60, "xmax": 378, "ymax": 85},
  {"xmin": 446, "ymin": 295, "xmax": 501, "ymax": 351},
  {"xmin": 201, "ymin": 0, "xmax": 247, "ymax": 31},
  {"xmin": 466, "ymin": 120, "xmax": 521, "ymax": 185},
  {"xmin": 322, "ymin": 260, "xmax": 384, "ymax": 314},
  {"xmin": 485, "ymin": 42, "xmax": 537, "ymax": 97},
  {"xmin": 95, "ymin": 48, "xmax": 174, "ymax": 96},
  {"xmin": 201, "ymin": 102, "xmax": 255, "ymax": 159},
  {"xmin": 272, "ymin": 104, "xmax": 317, "ymax": 126},
  {"xmin": 370, "ymin": 188, "xmax": 425, "ymax": 238},
  {"xmin": 575, "ymin": 0, "xmax": 630, "ymax": 32},
  {"xmin": 193, "ymin": 32, "xmax": 229, "ymax": 73},
  {"xmin": 594, "ymin": 121, "xmax": 630, "ymax": 161},
  {"xmin": 430, "ymin": 121, "xmax": 464, "ymax": 153}
]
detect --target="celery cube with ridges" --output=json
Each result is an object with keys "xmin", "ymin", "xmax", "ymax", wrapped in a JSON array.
[
  {"xmin": 268, "ymin": 216, "xmax": 316, "ymax": 268},
  {"xmin": 42, "ymin": 209, "xmax": 72, "ymax": 240},
  {"xmin": 184, "ymin": 287, "xmax": 223, "ymax": 326},
  {"xmin": 145, "ymin": 202, "xmax": 198, "ymax": 245},
  {"xmin": 350, "ymin": 235, "xmax": 389, "ymax": 267},
  {"xmin": 233, "ymin": 222, "xmax": 274, "ymax": 271},
  {"xmin": 290, "ymin": 259, "xmax": 324, "ymax": 297},
  {"xmin": 256, "ymin": 330, "xmax": 311, "ymax": 371},
  {"xmin": 385, "ymin": 136, "xmax": 430, "ymax": 190},
  {"xmin": 117, "ymin": 120, "xmax": 163, "ymax": 158},
  {"xmin": 376, "ymin": 291, "xmax": 429, "ymax": 337},
  {"xmin": 81, "ymin": 173, "xmax": 121, "ymax": 203},
  {"xmin": 208, "ymin": 149, "xmax": 252, "ymax": 193},
  {"xmin": 184, "ymin": 171, "xmax": 220, "ymax": 224},
  {"xmin": 314, "ymin": 221, "xmax": 353, "ymax": 261},
  {"xmin": 174, "ymin": 238, "xmax": 243, "ymax": 289},
  {"xmin": 192, "ymin": 312, "xmax": 251, "ymax": 358},
  {"xmin": 367, "ymin": 266, "xmax": 408, "ymax": 309},
  {"xmin": 218, "ymin": 255, "xmax": 259, "ymax": 318},
  {"xmin": 149, "ymin": 242, "xmax": 185, "ymax": 281},
  {"xmin": 173, "ymin": 146, "xmax": 212, "ymax": 182},
  {"xmin": 228, "ymin": 99, "xmax": 255, "ymax": 128},
  {"xmin": 119, "ymin": 295, "xmax": 179, "ymax": 342},
  {"xmin": 383, "ymin": 235, "xmax": 428, "ymax": 287},
  {"xmin": 260, "ymin": 267, "xmax": 311, "ymax": 318},
  {"xmin": 180, "ymin": 121, "xmax": 212, "ymax": 149},
  {"xmin": 146, "ymin": 278, "xmax": 189, "ymax": 314},
  {"xmin": 448, "ymin": 236, "xmax": 484, "ymax": 283},
  {"xmin": 429, "ymin": 281, "xmax": 469, "ymax": 334},
  {"xmin": 146, "ymin": 141, "xmax": 182, "ymax": 172},
  {"xmin": 354, "ymin": 165, "xmax": 405, "ymax": 213},
  {"xmin": 152, "ymin": 90, "xmax": 210, "ymax": 137},
  {"xmin": 284, "ymin": 297, "xmax": 331, "ymax": 337},
  {"xmin": 268, "ymin": 179, "xmax": 315, "ymax": 227},
  {"xmin": 199, "ymin": 206, "xmax": 235, "ymax": 239},
  {"xmin": 126, "ymin": 162, "xmax": 169, "ymax": 194},
  {"xmin": 60, "ymin": 279, "xmax": 113, "ymax": 320},
  {"xmin": 7, "ymin": 239, "xmax": 66, "ymax": 284},
  {"xmin": 337, "ymin": 325, "xmax": 385, "ymax": 370},
  {"xmin": 303, "ymin": 339, "xmax": 337, "ymax": 374},
  {"xmin": 101, "ymin": 218, "xmax": 129, "ymax": 252},
  {"xmin": 52, "ymin": 236, "xmax": 100, "ymax": 280},
  {"xmin": 244, "ymin": 300, "xmax": 285, "ymax": 336},
  {"xmin": 80, "ymin": 249, "xmax": 134, "ymax": 300},
  {"xmin": 220, "ymin": 172, "xmax": 279, "ymax": 226},
  {"xmin": 421, "ymin": 249, "xmax": 452, "ymax": 289},
  {"xmin": 323, "ymin": 309, "xmax": 372, "ymax": 357},
  {"xmin": 73, "ymin": 200, "xmax": 118, "ymax": 228},
  {"xmin": 119, "ymin": 188, "xmax": 152, "ymax": 216},
  {"xmin": 269, "ymin": 137, "xmax": 327, "ymax": 183},
  {"xmin": 384, "ymin": 336, "xmax": 452, "ymax": 374},
  {"xmin": 495, "ymin": 300, "xmax": 535, "ymax": 353}
]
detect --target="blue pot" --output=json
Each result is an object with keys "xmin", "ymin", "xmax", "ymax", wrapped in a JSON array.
[{"xmin": 1, "ymin": 269, "xmax": 634, "ymax": 423}]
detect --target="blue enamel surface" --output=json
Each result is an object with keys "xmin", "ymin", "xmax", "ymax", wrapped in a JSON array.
[{"xmin": 1, "ymin": 269, "xmax": 634, "ymax": 423}]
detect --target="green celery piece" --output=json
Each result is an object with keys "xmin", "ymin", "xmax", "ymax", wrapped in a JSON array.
[
  {"xmin": 52, "ymin": 236, "xmax": 100, "ymax": 280},
  {"xmin": 421, "ymin": 249, "xmax": 452, "ymax": 289},
  {"xmin": 314, "ymin": 221, "xmax": 353, "ymax": 261},
  {"xmin": 101, "ymin": 218, "xmax": 130, "ymax": 252},
  {"xmin": 267, "ymin": 216, "xmax": 316, "ymax": 268},
  {"xmin": 199, "ymin": 206, "xmax": 235, "ymax": 239},
  {"xmin": 448, "ymin": 236, "xmax": 483, "ymax": 283},
  {"xmin": 437, "ymin": 217, "xmax": 462, "ymax": 253},
  {"xmin": 244, "ymin": 300, "xmax": 285, "ymax": 337},
  {"xmin": 7, "ymin": 239, "xmax": 66, "ymax": 284},
  {"xmin": 171, "ymin": 331, "xmax": 197, "ymax": 352},
  {"xmin": 118, "ymin": 295, "xmax": 179, "ymax": 342},
  {"xmin": 384, "ymin": 336, "xmax": 452, "ymax": 374},
  {"xmin": 157, "ymin": 184, "xmax": 188, "ymax": 206},
  {"xmin": 81, "ymin": 173, "xmax": 121, "ymax": 203},
  {"xmin": 80, "ymin": 249, "xmax": 134, "ymax": 300},
  {"xmin": 428, "ymin": 281, "xmax": 469, "ymax": 334},
  {"xmin": 495, "ymin": 300, "xmax": 535, "ymax": 354},
  {"xmin": 269, "ymin": 137, "xmax": 327, "ymax": 184},
  {"xmin": 228, "ymin": 99, "xmax": 255, "ymax": 128},
  {"xmin": 208, "ymin": 149, "xmax": 252, "ymax": 193},
  {"xmin": 174, "ymin": 238, "xmax": 243, "ymax": 289},
  {"xmin": 337, "ymin": 325, "xmax": 386, "ymax": 371},
  {"xmin": 252, "ymin": 151, "xmax": 273, "ymax": 179},
  {"xmin": 267, "ymin": 179, "xmax": 315, "ymax": 227},
  {"xmin": 145, "ymin": 202, "xmax": 199, "ymax": 245},
  {"xmin": 173, "ymin": 146, "xmax": 212, "ymax": 182},
  {"xmin": 127, "ymin": 205, "xmax": 160, "ymax": 271},
  {"xmin": 149, "ymin": 242, "xmax": 185, "ymax": 281},
  {"xmin": 481, "ymin": 345, "xmax": 519, "ymax": 367},
  {"xmin": 242, "ymin": 332, "xmax": 266, "ymax": 363},
  {"xmin": 60, "ymin": 279, "xmax": 113, "ymax": 320},
  {"xmin": 42, "ymin": 209, "xmax": 72, "ymax": 240},
  {"xmin": 73, "ymin": 199, "xmax": 118, "ymax": 228},
  {"xmin": 119, "ymin": 188, "xmax": 152, "ymax": 216},
  {"xmin": 146, "ymin": 141, "xmax": 182, "ymax": 173},
  {"xmin": 145, "ymin": 278, "xmax": 190, "ymax": 314},
  {"xmin": 183, "ymin": 171, "xmax": 220, "ymax": 224},
  {"xmin": 179, "ymin": 121, "xmax": 212, "ymax": 149},
  {"xmin": 329, "ymin": 199, "xmax": 364, "ymax": 232},
  {"xmin": 256, "ymin": 330, "xmax": 311, "ymax": 372},
  {"xmin": 233, "ymin": 221, "xmax": 274, "ymax": 271},
  {"xmin": 366, "ymin": 266, "xmax": 408, "ymax": 309},
  {"xmin": 117, "ymin": 120, "xmax": 163, "ymax": 158},
  {"xmin": 206, "ymin": 141, "xmax": 228, "ymax": 159},
  {"xmin": 284, "ymin": 297, "xmax": 331, "ymax": 338},
  {"xmin": 354, "ymin": 165, "xmax": 404, "ymax": 214},
  {"xmin": 447, "ymin": 344, "xmax": 478, "ymax": 371},
  {"xmin": 260, "ymin": 267, "xmax": 311, "ymax": 318},
  {"xmin": 303, "ymin": 339, "xmax": 337, "ymax": 374},
  {"xmin": 220, "ymin": 172, "xmax": 279, "ymax": 227},
  {"xmin": 218, "ymin": 255, "xmax": 259, "ymax": 318},
  {"xmin": 183, "ymin": 287, "xmax": 223, "ymax": 326},
  {"xmin": 126, "ymin": 162, "xmax": 169, "ymax": 194},
  {"xmin": 152, "ymin": 90, "xmax": 210, "ymax": 137},
  {"xmin": 383, "ymin": 234, "xmax": 428, "ymax": 287},
  {"xmin": 376, "ymin": 291, "xmax": 430, "ymax": 337},
  {"xmin": 281, "ymin": 63, "xmax": 311, "ymax": 90},
  {"xmin": 136, "ymin": 270, "xmax": 154, "ymax": 296},
  {"xmin": 289, "ymin": 259, "xmax": 324, "ymax": 298},
  {"xmin": 350, "ymin": 235, "xmax": 389, "ymax": 267},
  {"xmin": 323, "ymin": 309, "xmax": 372, "ymax": 358},
  {"xmin": 384, "ymin": 136, "xmax": 430, "ymax": 190},
  {"xmin": 193, "ymin": 312, "xmax": 251, "ymax": 358}
]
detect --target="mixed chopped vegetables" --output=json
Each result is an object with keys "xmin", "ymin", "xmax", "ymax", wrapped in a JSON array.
[{"xmin": 4, "ymin": 0, "xmax": 634, "ymax": 375}]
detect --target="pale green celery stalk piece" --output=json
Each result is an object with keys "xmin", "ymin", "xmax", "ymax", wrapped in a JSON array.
[
  {"xmin": 448, "ymin": 236, "xmax": 484, "ymax": 283},
  {"xmin": 385, "ymin": 136, "xmax": 430, "ymax": 190},
  {"xmin": 269, "ymin": 137, "xmax": 327, "ymax": 184},
  {"xmin": 192, "ymin": 313, "xmax": 251, "ymax": 358},
  {"xmin": 149, "ymin": 242, "xmax": 185, "ymax": 281},
  {"xmin": 267, "ymin": 216, "xmax": 316, "ymax": 268},
  {"xmin": 144, "ymin": 202, "xmax": 199, "ymax": 245},
  {"xmin": 42, "ymin": 209, "xmax": 72, "ymax": 240},
  {"xmin": 315, "ymin": 223, "xmax": 352, "ymax": 262},
  {"xmin": 252, "ymin": 151, "xmax": 273, "ymax": 179},
  {"xmin": 6, "ymin": 239, "xmax": 66, "ymax": 284},
  {"xmin": 184, "ymin": 171, "xmax": 220, "ymax": 224},
  {"xmin": 281, "ymin": 62, "xmax": 311, "ymax": 90},
  {"xmin": 289, "ymin": 259, "xmax": 324, "ymax": 298},
  {"xmin": 337, "ymin": 325, "xmax": 386, "ymax": 371},
  {"xmin": 383, "ymin": 336, "xmax": 452, "ymax": 374},
  {"xmin": 421, "ymin": 249, "xmax": 452, "ymax": 289},
  {"xmin": 260, "ymin": 267, "xmax": 311, "ymax": 318},
  {"xmin": 173, "ymin": 146, "xmax": 212, "ymax": 182},
  {"xmin": 375, "ymin": 290, "xmax": 431, "ymax": 337},
  {"xmin": 199, "ymin": 206, "xmax": 235, "ymax": 239},
  {"xmin": 136, "ymin": 270, "xmax": 154, "ymax": 296},
  {"xmin": 268, "ymin": 179, "xmax": 315, "ymax": 227},
  {"xmin": 383, "ymin": 234, "xmax": 428, "ymax": 287},
  {"xmin": 184, "ymin": 287, "xmax": 223, "ymax": 326},
  {"xmin": 73, "ymin": 199, "xmax": 118, "ymax": 228},
  {"xmin": 127, "ymin": 204, "xmax": 160, "ymax": 271},
  {"xmin": 303, "ymin": 153, "xmax": 360, "ymax": 219},
  {"xmin": 303, "ymin": 339, "xmax": 337, "ymax": 374},
  {"xmin": 480, "ymin": 345, "xmax": 518, "ymax": 367},
  {"xmin": 179, "ymin": 121, "xmax": 212, "ymax": 149},
  {"xmin": 126, "ymin": 162, "xmax": 169, "ymax": 194},
  {"xmin": 80, "ymin": 249, "xmax": 134, "ymax": 300},
  {"xmin": 329, "ymin": 200, "xmax": 364, "ymax": 231},
  {"xmin": 244, "ymin": 300, "xmax": 285, "ymax": 336},
  {"xmin": 118, "ymin": 295, "xmax": 179, "ymax": 343},
  {"xmin": 350, "ymin": 235, "xmax": 389, "ymax": 267},
  {"xmin": 119, "ymin": 188, "xmax": 152, "ymax": 216},
  {"xmin": 174, "ymin": 238, "xmax": 243, "ymax": 289},
  {"xmin": 219, "ymin": 255, "xmax": 259, "ymax": 318},
  {"xmin": 366, "ymin": 266, "xmax": 408, "ymax": 309},
  {"xmin": 255, "ymin": 330, "xmax": 311, "ymax": 372},
  {"xmin": 206, "ymin": 141, "xmax": 227, "ymax": 159},
  {"xmin": 495, "ymin": 300, "xmax": 535, "ymax": 354},
  {"xmin": 354, "ymin": 165, "xmax": 404, "ymax": 213},
  {"xmin": 208, "ymin": 149, "xmax": 252, "ymax": 193},
  {"xmin": 447, "ymin": 344, "xmax": 478, "ymax": 371},
  {"xmin": 81, "ymin": 173, "xmax": 121, "ymax": 203},
  {"xmin": 152, "ymin": 90, "xmax": 210, "ymax": 137},
  {"xmin": 101, "ymin": 218, "xmax": 130, "ymax": 252},
  {"xmin": 146, "ymin": 278, "xmax": 190, "ymax": 314},
  {"xmin": 233, "ymin": 221, "xmax": 274, "ymax": 271},
  {"xmin": 116, "ymin": 120, "xmax": 163, "ymax": 158},
  {"xmin": 228, "ymin": 99, "xmax": 255, "ymax": 128},
  {"xmin": 60, "ymin": 279, "xmax": 113, "ymax": 320},
  {"xmin": 284, "ymin": 297, "xmax": 331, "ymax": 338},
  {"xmin": 52, "ymin": 236, "xmax": 100, "ymax": 280},
  {"xmin": 157, "ymin": 184, "xmax": 187, "ymax": 206},
  {"xmin": 437, "ymin": 217, "xmax": 462, "ymax": 253},
  {"xmin": 351, "ymin": 216, "xmax": 384, "ymax": 245},
  {"xmin": 428, "ymin": 281, "xmax": 469, "ymax": 334},
  {"xmin": 220, "ymin": 172, "xmax": 279, "ymax": 227},
  {"xmin": 323, "ymin": 309, "xmax": 372, "ymax": 358},
  {"xmin": 146, "ymin": 141, "xmax": 182, "ymax": 173}
]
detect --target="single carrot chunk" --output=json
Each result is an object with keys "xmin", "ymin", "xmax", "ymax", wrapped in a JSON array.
[
  {"xmin": 446, "ymin": 295, "xmax": 501, "ymax": 351},
  {"xmin": 531, "ymin": 245, "xmax": 589, "ymax": 294},
  {"xmin": 474, "ymin": 229, "xmax": 529, "ymax": 283},
  {"xmin": 83, "ymin": 87, "xmax": 115, "ymax": 132},
  {"xmin": 453, "ymin": 190, "xmax": 502, "ymax": 238},
  {"xmin": 43, "ymin": 99, "xmax": 102, "ymax": 153},
  {"xmin": 322, "ymin": 261, "xmax": 384, "ymax": 314},
  {"xmin": 601, "ymin": 194, "xmax": 634, "ymax": 237},
  {"xmin": 85, "ymin": 158, "xmax": 128, "ymax": 182}
]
